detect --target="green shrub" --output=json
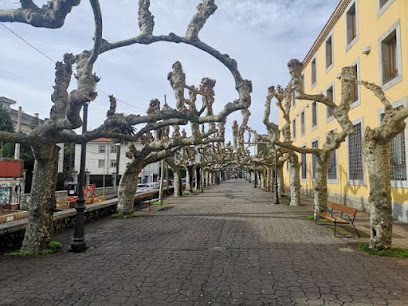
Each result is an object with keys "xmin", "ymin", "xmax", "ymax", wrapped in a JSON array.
[{"xmin": 358, "ymin": 243, "xmax": 408, "ymax": 258}]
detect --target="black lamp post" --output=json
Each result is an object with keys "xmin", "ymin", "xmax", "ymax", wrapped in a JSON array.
[
  {"xmin": 273, "ymin": 146, "xmax": 280, "ymax": 204},
  {"xmin": 71, "ymin": 101, "xmax": 89, "ymax": 252}
]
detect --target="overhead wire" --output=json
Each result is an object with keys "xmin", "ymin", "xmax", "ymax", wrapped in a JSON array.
[{"xmin": 0, "ymin": 23, "xmax": 148, "ymax": 112}]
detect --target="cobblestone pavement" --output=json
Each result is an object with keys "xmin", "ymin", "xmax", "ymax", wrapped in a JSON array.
[{"xmin": 1, "ymin": 180, "xmax": 408, "ymax": 306}]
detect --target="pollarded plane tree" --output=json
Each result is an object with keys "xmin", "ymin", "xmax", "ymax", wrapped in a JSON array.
[
  {"xmin": 264, "ymin": 85, "xmax": 301, "ymax": 205},
  {"xmin": 0, "ymin": 0, "xmax": 252, "ymax": 253},
  {"xmin": 357, "ymin": 80, "xmax": 408, "ymax": 250},
  {"xmin": 271, "ymin": 59, "xmax": 355, "ymax": 213}
]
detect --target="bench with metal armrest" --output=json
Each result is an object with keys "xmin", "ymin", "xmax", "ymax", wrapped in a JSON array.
[{"xmin": 315, "ymin": 203, "xmax": 360, "ymax": 238}]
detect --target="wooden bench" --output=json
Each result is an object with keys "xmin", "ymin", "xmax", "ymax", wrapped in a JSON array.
[{"xmin": 315, "ymin": 203, "xmax": 360, "ymax": 238}]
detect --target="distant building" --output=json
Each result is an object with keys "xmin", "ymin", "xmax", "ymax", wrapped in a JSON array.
[
  {"xmin": 74, "ymin": 138, "xmax": 160, "ymax": 184},
  {"xmin": 0, "ymin": 97, "xmax": 40, "ymax": 134}
]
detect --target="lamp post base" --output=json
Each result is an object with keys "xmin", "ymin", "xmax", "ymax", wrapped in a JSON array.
[{"xmin": 70, "ymin": 239, "xmax": 87, "ymax": 253}]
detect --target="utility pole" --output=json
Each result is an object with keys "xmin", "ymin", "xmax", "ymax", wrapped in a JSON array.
[{"xmin": 14, "ymin": 106, "xmax": 22, "ymax": 160}]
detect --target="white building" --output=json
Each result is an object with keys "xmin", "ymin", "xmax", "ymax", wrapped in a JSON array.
[{"xmin": 74, "ymin": 138, "xmax": 160, "ymax": 183}]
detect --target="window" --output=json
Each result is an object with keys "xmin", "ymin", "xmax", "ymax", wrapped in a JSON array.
[
  {"xmin": 292, "ymin": 119, "xmax": 297, "ymax": 139},
  {"xmin": 110, "ymin": 160, "xmax": 117, "ymax": 168},
  {"xmin": 379, "ymin": 21, "xmax": 401, "ymax": 90},
  {"xmin": 346, "ymin": 2, "xmax": 357, "ymax": 47},
  {"xmin": 380, "ymin": 113, "xmax": 407, "ymax": 182},
  {"xmin": 348, "ymin": 122, "xmax": 364, "ymax": 183},
  {"xmin": 326, "ymin": 35, "xmax": 333, "ymax": 69},
  {"xmin": 98, "ymin": 144, "xmax": 106, "ymax": 153},
  {"xmin": 98, "ymin": 160, "xmax": 105, "ymax": 168},
  {"xmin": 311, "ymin": 58, "xmax": 317, "ymax": 86},
  {"xmin": 286, "ymin": 161, "xmax": 290, "ymax": 172},
  {"xmin": 300, "ymin": 111, "xmax": 305, "ymax": 136},
  {"xmin": 327, "ymin": 133, "xmax": 338, "ymax": 181},
  {"xmin": 378, "ymin": 0, "xmax": 395, "ymax": 16},
  {"xmin": 111, "ymin": 144, "xmax": 118, "ymax": 153},
  {"xmin": 312, "ymin": 141, "xmax": 319, "ymax": 179},
  {"xmin": 326, "ymin": 86, "xmax": 334, "ymax": 119},
  {"xmin": 301, "ymin": 150, "xmax": 307, "ymax": 180},
  {"xmin": 381, "ymin": 30, "xmax": 398, "ymax": 84},
  {"xmin": 351, "ymin": 64, "xmax": 359, "ymax": 104},
  {"xmin": 312, "ymin": 102, "xmax": 318, "ymax": 128}
]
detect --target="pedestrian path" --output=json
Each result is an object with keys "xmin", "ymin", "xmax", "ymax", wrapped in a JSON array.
[{"xmin": 1, "ymin": 180, "xmax": 408, "ymax": 305}]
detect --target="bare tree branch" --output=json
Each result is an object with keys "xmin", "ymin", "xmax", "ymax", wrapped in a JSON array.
[{"xmin": 0, "ymin": 0, "xmax": 81, "ymax": 28}]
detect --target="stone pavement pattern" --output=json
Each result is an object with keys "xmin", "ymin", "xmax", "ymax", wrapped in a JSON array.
[{"xmin": 1, "ymin": 180, "xmax": 408, "ymax": 306}]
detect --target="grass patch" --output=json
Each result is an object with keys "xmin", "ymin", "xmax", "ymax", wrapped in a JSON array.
[
  {"xmin": 358, "ymin": 243, "xmax": 408, "ymax": 258},
  {"xmin": 111, "ymin": 212, "xmax": 139, "ymax": 219},
  {"xmin": 307, "ymin": 214, "xmax": 329, "ymax": 222},
  {"xmin": 152, "ymin": 201, "xmax": 169, "ymax": 206},
  {"xmin": 9, "ymin": 241, "xmax": 62, "ymax": 257},
  {"xmin": 9, "ymin": 250, "xmax": 34, "ymax": 257}
]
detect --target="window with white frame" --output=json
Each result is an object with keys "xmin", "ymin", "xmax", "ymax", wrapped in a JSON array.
[
  {"xmin": 348, "ymin": 122, "xmax": 364, "ymax": 183},
  {"xmin": 380, "ymin": 21, "xmax": 401, "ymax": 89},
  {"xmin": 346, "ymin": 2, "xmax": 357, "ymax": 46},
  {"xmin": 98, "ymin": 160, "xmax": 105, "ymax": 168},
  {"xmin": 378, "ymin": 0, "xmax": 395, "ymax": 16},
  {"xmin": 292, "ymin": 119, "xmax": 297, "ymax": 139},
  {"xmin": 326, "ymin": 86, "xmax": 334, "ymax": 119},
  {"xmin": 380, "ymin": 113, "xmax": 407, "ymax": 182},
  {"xmin": 351, "ymin": 63, "xmax": 359, "ymax": 105},
  {"xmin": 110, "ymin": 160, "xmax": 117, "ymax": 168},
  {"xmin": 111, "ymin": 144, "xmax": 118, "ymax": 153},
  {"xmin": 300, "ymin": 111, "xmax": 305, "ymax": 136},
  {"xmin": 326, "ymin": 35, "xmax": 333, "ymax": 69},
  {"xmin": 301, "ymin": 150, "xmax": 307, "ymax": 180},
  {"xmin": 311, "ymin": 102, "xmax": 318, "ymax": 128},
  {"xmin": 98, "ymin": 144, "xmax": 106, "ymax": 153},
  {"xmin": 327, "ymin": 133, "xmax": 337, "ymax": 181},
  {"xmin": 311, "ymin": 58, "xmax": 317, "ymax": 86},
  {"xmin": 312, "ymin": 140, "xmax": 319, "ymax": 179}
]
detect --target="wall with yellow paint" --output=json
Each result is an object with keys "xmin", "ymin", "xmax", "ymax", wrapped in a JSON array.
[{"xmin": 278, "ymin": 0, "xmax": 408, "ymax": 221}]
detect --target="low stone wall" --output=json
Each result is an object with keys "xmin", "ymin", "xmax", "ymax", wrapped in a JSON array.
[{"xmin": 0, "ymin": 199, "xmax": 118, "ymax": 253}]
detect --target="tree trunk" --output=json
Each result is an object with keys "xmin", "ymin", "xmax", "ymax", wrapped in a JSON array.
[
  {"xmin": 289, "ymin": 154, "xmax": 300, "ymax": 206},
  {"xmin": 117, "ymin": 163, "xmax": 142, "ymax": 215},
  {"xmin": 365, "ymin": 141, "xmax": 392, "ymax": 250},
  {"xmin": 186, "ymin": 166, "xmax": 193, "ymax": 193},
  {"xmin": 173, "ymin": 167, "xmax": 182, "ymax": 197},
  {"xmin": 313, "ymin": 154, "xmax": 330, "ymax": 214},
  {"xmin": 21, "ymin": 145, "xmax": 60, "ymax": 253},
  {"xmin": 277, "ymin": 163, "xmax": 285, "ymax": 196}
]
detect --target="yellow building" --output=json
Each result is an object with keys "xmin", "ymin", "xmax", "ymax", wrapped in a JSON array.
[{"xmin": 279, "ymin": 0, "xmax": 408, "ymax": 222}]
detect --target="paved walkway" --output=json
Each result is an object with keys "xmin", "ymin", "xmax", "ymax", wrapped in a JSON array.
[{"xmin": 1, "ymin": 180, "xmax": 408, "ymax": 306}]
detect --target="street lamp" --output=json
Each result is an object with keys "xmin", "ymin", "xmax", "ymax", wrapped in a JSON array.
[
  {"xmin": 70, "ymin": 101, "xmax": 89, "ymax": 252},
  {"xmin": 273, "ymin": 145, "xmax": 280, "ymax": 204}
]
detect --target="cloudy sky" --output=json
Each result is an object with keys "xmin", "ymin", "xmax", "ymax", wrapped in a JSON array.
[{"xmin": 0, "ymin": 0, "xmax": 340, "ymax": 140}]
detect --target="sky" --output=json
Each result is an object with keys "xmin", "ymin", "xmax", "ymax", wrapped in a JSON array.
[{"xmin": 0, "ymin": 0, "xmax": 340, "ymax": 141}]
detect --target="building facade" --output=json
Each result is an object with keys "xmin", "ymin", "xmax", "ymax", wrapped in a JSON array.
[
  {"xmin": 279, "ymin": 0, "xmax": 408, "ymax": 222},
  {"xmin": 74, "ymin": 139, "xmax": 161, "ymax": 184}
]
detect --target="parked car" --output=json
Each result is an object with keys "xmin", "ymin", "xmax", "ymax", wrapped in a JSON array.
[
  {"xmin": 136, "ymin": 184, "xmax": 149, "ymax": 194},
  {"xmin": 147, "ymin": 182, "xmax": 160, "ymax": 189}
]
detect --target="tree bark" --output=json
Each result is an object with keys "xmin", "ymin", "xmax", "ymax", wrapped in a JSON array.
[
  {"xmin": 365, "ymin": 141, "xmax": 393, "ymax": 250},
  {"xmin": 313, "ymin": 154, "xmax": 330, "ymax": 214},
  {"xmin": 117, "ymin": 163, "xmax": 142, "ymax": 215},
  {"xmin": 186, "ymin": 166, "xmax": 194, "ymax": 193},
  {"xmin": 21, "ymin": 145, "xmax": 60, "ymax": 253},
  {"xmin": 173, "ymin": 167, "xmax": 182, "ymax": 197},
  {"xmin": 289, "ymin": 154, "xmax": 300, "ymax": 206}
]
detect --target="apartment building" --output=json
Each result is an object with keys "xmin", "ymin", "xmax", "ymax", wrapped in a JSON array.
[
  {"xmin": 74, "ymin": 139, "xmax": 161, "ymax": 183},
  {"xmin": 278, "ymin": 0, "xmax": 408, "ymax": 222}
]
